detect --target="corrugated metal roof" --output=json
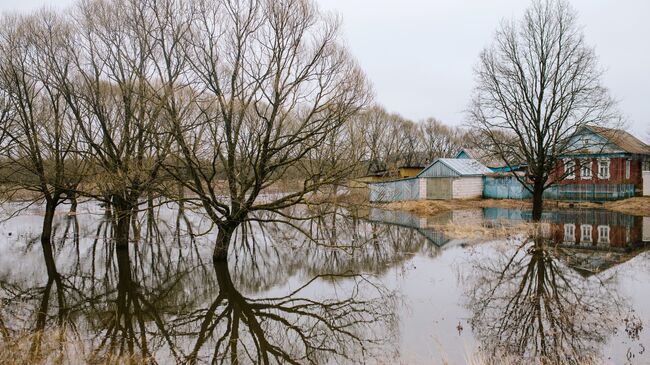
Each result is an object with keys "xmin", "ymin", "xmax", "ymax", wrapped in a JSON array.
[
  {"xmin": 587, "ymin": 126, "xmax": 650, "ymax": 154},
  {"xmin": 435, "ymin": 158, "xmax": 492, "ymax": 176}
]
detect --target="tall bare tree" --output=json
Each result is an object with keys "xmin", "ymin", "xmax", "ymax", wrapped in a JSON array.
[
  {"xmin": 0, "ymin": 13, "xmax": 86, "ymax": 258},
  {"xmin": 49, "ymin": 0, "xmax": 176, "ymax": 248},
  {"xmin": 164, "ymin": 0, "xmax": 370, "ymax": 261},
  {"xmin": 468, "ymin": 0, "xmax": 617, "ymax": 220}
]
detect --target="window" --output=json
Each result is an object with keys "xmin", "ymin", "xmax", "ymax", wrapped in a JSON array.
[
  {"xmin": 643, "ymin": 160, "xmax": 650, "ymax": 172},
  {"xmin": 625, "ymin": 159, "xmax": 631, "ymax": 179},
  {"xmin": 598, "ymin": 159, "xmax": 610, "ymax": 179},
  {"xmin": 581, "ymin": 136, "xmax": 591, "ymax": 149},
  {"xmin": 581, "ymin": 224, "xmax": 592, "ymax": 245},
  {"xmin": 580, "ymin": 159, "xmax": 592, "ymax": 180},
  {"xmin": 564, "ymin": 224, "xmax": 576, "ymax": 243},
  {"xmin": 564, "ymin": 159, "xmax": 576, "ymax": 179},
  {"xmin": 597, "ymin": 225, "xmax": 610, "ymax": 245}
]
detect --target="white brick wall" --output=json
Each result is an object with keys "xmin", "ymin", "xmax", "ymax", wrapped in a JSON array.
[
  {"xmin": 419, "ymin": 178, "xmax": 427, "ymax": 200},
  {"xmin": 452, "ymin": 177, "xmax": 483, "ymax": 199}
]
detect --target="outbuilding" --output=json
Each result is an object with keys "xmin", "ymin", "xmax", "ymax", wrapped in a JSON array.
[{"xmin": 369, "ymin": 158, "xmax": 491, "ymax": 202}]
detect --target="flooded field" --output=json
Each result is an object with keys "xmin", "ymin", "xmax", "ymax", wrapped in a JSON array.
[{"xmin": 1, "ymin": 201, "xmax": 649, "ymax": 364}]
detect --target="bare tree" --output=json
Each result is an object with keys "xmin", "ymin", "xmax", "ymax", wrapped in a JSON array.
[
  {"xmin": 0, "ymin": 13, "xmax": 86, "ymax": 258},
  {"xmin": 49, "ymin": 0, "xmax": 176, "ymax": 249},
  {"xmin": 468, "ymin": 0, "xmax": 617, "ymax": 220},
  {"xmin": 165, "ymin": 0, "xmax": 370, "ymax": 261},
  {"xmin": 419, "ymin": 117, "xmax": 462, "ymax": 161}
]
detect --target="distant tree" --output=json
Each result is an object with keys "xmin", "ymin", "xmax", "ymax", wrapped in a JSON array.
[
  {"xmin": 420, "ymin": 117, "xmax": 462, "ymax": 161},
  {"xmin": 468, "ymin": 0, "xmax": 617, "ymax": 220},
  {"xmin": 394, "ymin": 118, "xmax": 422, "ymax": 167}
]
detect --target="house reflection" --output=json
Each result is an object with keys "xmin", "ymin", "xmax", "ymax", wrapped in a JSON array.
[{"xmin": 484, "ymin": 207, "xmax": 650, "ymax": 275}]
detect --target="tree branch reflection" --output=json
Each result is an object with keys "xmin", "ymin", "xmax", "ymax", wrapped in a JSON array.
[{"xmin": 466, "ymin": 236, "xmax": 639, "ymax": 364}]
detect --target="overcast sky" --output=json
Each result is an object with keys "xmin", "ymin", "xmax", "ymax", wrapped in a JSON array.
[{"xmin": 1, "ymin": 0, "xmax": 648, "ymax": 136}]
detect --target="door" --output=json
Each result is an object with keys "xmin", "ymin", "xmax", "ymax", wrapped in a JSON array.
[{"xmin": 426, "ymin": 178, "xmax": 453, "ymax": 199}]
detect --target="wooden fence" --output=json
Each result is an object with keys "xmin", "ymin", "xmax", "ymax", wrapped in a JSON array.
[{"xmin": 483, "ymin": 176, "xmax": 635, "ymax": 201}]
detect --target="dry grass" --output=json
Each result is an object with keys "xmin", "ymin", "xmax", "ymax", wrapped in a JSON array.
[
  {"xmin": 379, "ymin": 197, "xmax": 650, "ymax": 217},
  {"xmin": 430, "ymin": 220, "xmax": 536, "ymax": 240},
  {"xmin": 0, "ymin": 329, "xmax": 148, "ymax": 365},
  {"xmin": 382, "ymin": 199, "xmax": 530, "ymax": 217},
  {"xmin": 601, "ymin": 196, "xmax": 650, "ymax": 216}
]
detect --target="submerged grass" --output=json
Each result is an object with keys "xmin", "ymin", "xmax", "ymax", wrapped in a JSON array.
[
  {"xmin": 380, "ymin": 196, "xmax": 650, "ymax": 217},
  {"xmin": 0, "ymin": 329, "xmax": 148, "ymax": 365}
]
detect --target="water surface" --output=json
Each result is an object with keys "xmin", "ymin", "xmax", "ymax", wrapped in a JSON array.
[{"xmin": 1, "ymin": 202, "xmax": 649, "ymax": 364}]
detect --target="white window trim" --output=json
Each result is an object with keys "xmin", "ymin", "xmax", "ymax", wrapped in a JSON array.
[
  {"xmin": 580, "ymin": 159, "xmax": 592, "ymax": 180},
  {"xmin": 564, "ymin": 159, "xmax": 576, "ymax": 180},
  {"xmin": 625, "ymin": 159, "xmax": 631, "ymax": 179},
  {"xmin": 597, "ymin": 158, "xmax": 610, "ymax": 180},
  {"xmin": 580, "ymin": 224, "xmax": 592, "ymax": 245},
  {"xmin": 564, "ymin": 223, "xmax": 576, "ymax": 243},
  {"xmin": 597, "ymin": 225, "xmax": 610, "ymax": 245}
]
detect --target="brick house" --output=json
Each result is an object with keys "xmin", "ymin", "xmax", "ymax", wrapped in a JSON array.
[{"xmin": 551, "ymin": 126, "xmax": 650, "ymax": 196}]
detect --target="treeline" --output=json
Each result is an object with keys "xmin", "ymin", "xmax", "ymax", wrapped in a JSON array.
[
  {"xmin": 348, "ymin": 105, "xmax": 467, "ymax": 175},
  {"xmin": 0, "ymin": 0, "xmax": 470, "ymax": 260}
]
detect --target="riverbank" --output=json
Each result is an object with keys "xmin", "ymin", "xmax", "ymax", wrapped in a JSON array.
[{"xmin": 379, "ymin": 197, "xmax": 650, "ymax": 217}]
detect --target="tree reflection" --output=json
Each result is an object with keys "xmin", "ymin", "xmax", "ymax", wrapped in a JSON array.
[
  {"xmin": 182, "ymin": 259, "xmax": 393, "ymax": 364},
  {"xmin": 467, "ymin": 236, "xmax": 635, "ymax": 364},
  {"xmin": 1, "ymin": 202, "xmax": 398, "ymax": 364}
]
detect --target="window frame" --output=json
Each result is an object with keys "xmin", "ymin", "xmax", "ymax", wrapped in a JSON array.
[
  {"xmin": 597, "ymin": 225, "xmax": 610, "ymax": 245},
  {"xmin": 625, "ymin": 159, "xmax": 631, "ymax": 179},
  {"xmin": 597, "ymin": 158, "xmax": 610, "ymax": 180},
  {"xmin": 580, "ymin": 224, "xmax": 592, "ymax": 245},
  {"xmin": 564, "ymin": 159, "xmax": 576, "ymax": 180},
  {"xmin": 564, "ymin": 223, "xmax": 576, "ymax": 243},
  {"xmin": 580, "ymin": 159, "xmax": 592, "ymax": 180}
]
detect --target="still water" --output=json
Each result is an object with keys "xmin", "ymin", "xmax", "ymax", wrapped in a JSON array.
[{"xmin": 0, "ymin": 201, "xmax": 649, "ymax": 364}]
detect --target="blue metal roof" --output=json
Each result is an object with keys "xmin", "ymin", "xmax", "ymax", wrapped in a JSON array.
[{"xmin": 419, "ymin": 158, "xmax": 492, "ymax": 177}]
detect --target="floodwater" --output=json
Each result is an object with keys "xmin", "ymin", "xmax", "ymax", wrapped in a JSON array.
[{"xmin": 1, "ymin": 201, "xmax": 649, "ymax": 364}]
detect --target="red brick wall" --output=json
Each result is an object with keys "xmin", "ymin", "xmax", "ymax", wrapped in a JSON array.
[
  {"xmin": 551, "ymin": 222, "xmax": 639, "ymax": 248},
  {"xmin": 552, "ymin": 157, "xmax": 643, "ymax": 186}
]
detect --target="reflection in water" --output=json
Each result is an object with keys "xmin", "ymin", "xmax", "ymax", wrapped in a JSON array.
[
  {"xmin": 1, "ymin": 203, "xmax": 649, "ymax": 364},
  {"xmin": 466, "ymin": 236, "xmax": 643, "ymax": 364},
  {"xmin": 0, "ymin": 203, "xmax": 397, "ymax": 364},
  {"xmin": 185, "ymin": 261, "xmax": 392, "ymax": 364}
]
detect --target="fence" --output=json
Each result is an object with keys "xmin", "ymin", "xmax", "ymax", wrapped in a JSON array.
[
  {"xmin": 483, "ymin": 176, "xmax": 635, "ymax": 201},
  {"xmin": 369, "ymin": 177, "xmax": 421, "ymax": 202}
]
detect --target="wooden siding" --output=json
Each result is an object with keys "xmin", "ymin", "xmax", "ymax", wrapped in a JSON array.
[
  {"xmin": 452, "ymin": 177, "xmax": 483, "ymax": 199},
  {"xmin": 419, "ymin": 161, "xmax": 459, "ymax": 178},
  {"xmin": 553, "ymin": 157, "xmax": 644, "ymax": 187}
]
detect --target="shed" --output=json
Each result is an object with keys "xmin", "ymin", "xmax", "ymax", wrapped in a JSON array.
[
  {"xmin": 369, "ymin": 158, "xmax": 491, "ymax": 202},
  {"xmin": 419, "ymin": 158, "xmax": 491, "ymax": 199}
]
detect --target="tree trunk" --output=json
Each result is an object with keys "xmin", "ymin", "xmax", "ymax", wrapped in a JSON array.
[
  {"xmin": 531, "ymin": 180, "xmax": 544, "ymax": 222},
  {"xmin": 68, "ymin": 192, "xmax": 78, "ymax": 216},
  {"xmin": 41, "ymin": 198, "xmax": 58, "ymax": 279},
  {"xmin": 113, "ymin": 197, "xmax": 133, "ymax": 250},
  {"xmin": 214, "ymin": 224, "xmax": 237, "ymax": 262}
]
